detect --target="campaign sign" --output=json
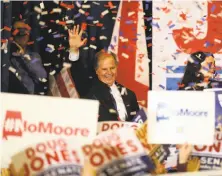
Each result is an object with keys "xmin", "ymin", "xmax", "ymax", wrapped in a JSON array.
[
  {"xmin": 148, "ymin": 91, "xmax": 215, "ymax": 145},
  {"xmin": 204, "ymin": 89, "xmax": 222, "ymax": 131},
  {"xmin": 192, "ymin": 132, "xmax": 222, "ymax": 171},
  {"xmin": 82, "ymin": 128, "xmax": 155, "ymax": 176},
  {"xmin": 0, "ymin": 93, "xmax": 99, "ymax": 168},
  {"xmin": 97, "ymin": 121, "xmax": 142, "ymax": 134}
]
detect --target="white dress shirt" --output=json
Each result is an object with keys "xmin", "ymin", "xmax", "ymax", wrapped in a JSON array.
[
  {"xmin": 69, "ymin": 50, "xmax": 79, "ymax": 61},
  {"xmin": 110, "ymin": 84, "xmax": 127, "ymax": 121}
]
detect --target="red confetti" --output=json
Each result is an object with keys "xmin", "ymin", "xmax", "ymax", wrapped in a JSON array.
[
  {"xmin": 85, "ymin": 12, "xmax": 89, "ymax": 16},
  {"xmin": 4, "ymin": 26, "xmax": 11, "ymax": 32},
  {"xmin": 23, "ymin": 1, "xmax": 28, "ymax": 5},
  {"xmin": 58, "ymin": 46, "xmax": 65, "ymax": 50},
  {"xmin": 12, "ymin": 29, "xmax": 19, "ymax": 36},
  {"xmin": 139, "ymin": 66, "xmax": 144, "ymax": 72},
  {"xmin": 96, "ymin": 23, "xmax": 103, "ymax": 27},
  {"xmin": 60, "ymin": 2, "xmax": 74, "ymax": 9},
  {"xmin": 147, "ymin": 43, "xmax": 152, "ymax": 47},
  {"xmin": 179, "ymin": 12, "xmax": 187, "ymax": 21},
  {"xmin": 81, "ymin": 22, "xmax": 87, "ymax": 31},
  {"xmin": 90, "ymin": 37, "xmax": 96, "ymax": 41},
  {"xmin": 177, "ymin": 83, "xmax": 185, "ymax": 88},
  {"xmin": 27, "ymin": 41, "xmax": 34, "ymax": 45},
  {"xmin": 108, "ymin": 1, "xmax": 114, "ymax": 9},
  {"xmin": 58, "ymin": 21, "xmax": 66, "ymax": 26},
  {"xmin": 19, "ymin": 14, "xmax": 22, "ymax": 19},
  {"xmin": 1, "ymin": 39, "xmax": 7, "ymax": 43}
]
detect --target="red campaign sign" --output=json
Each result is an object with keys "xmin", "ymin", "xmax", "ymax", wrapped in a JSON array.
[
  {"xmin": 3, "ymin": 111, "xmax": 23, "ymax": 140},
  {"xmin": 173, "ymin": 1, "xmax": 222, "ymax": 54}
]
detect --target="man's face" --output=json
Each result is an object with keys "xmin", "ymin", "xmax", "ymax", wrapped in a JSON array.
[{"xmin": 96, "ymin": 56, "xmax": 117, "ymax": 86}]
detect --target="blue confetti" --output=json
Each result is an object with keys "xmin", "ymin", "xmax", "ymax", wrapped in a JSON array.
[
  {"xmin": 53, "ymin": 34, "xmax": 61, "ymax": 38},
  {"xmin": 36, "ymin": 36, "xmax": 44, "ymax": 41},
  {"xmin": 151, "ymin": 22, "xmax": 160, "ymax": 28},
  {"xmin": 146, "ymin": 17, "xmax": 152, "ymax": 21},
  {"xmin": 146, "ymin": 37, "xmax": 152, "ymax": 40},
  {"xmin": 125, "ymin": 20, "xmax": 134, "ymax": 24},
  {"xmin": 204, "ymin": 41, "xmax": 211, "ymax": 48},
  {"xmin": 145, "ymin": 4, "xmax": 149, "ymax": 10},
  {"xmin": 87, "ymin": 16, "xmax": 94, "ymax": 20},
  {"xmin": 211, "ymin": 5, "xmax": 216, "ymax": 13},
  {"xmin": 74, "ymin": 13, "xmax": 81, "ymax": 19},
  {"xmin": 169, "ymin": 24, "xmax": 175, "ymax": 29},
  {"xmin": 159, "ymin": 84, "xmax": 165, "ymax": 89}
]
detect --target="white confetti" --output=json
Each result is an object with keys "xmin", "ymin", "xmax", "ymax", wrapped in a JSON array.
[
  {"xmin": 120, "ymin": 36, "xmax": 128, "ymax": 42},
  {"xmin": 83, "ymin": 47, "xmax": 89, "ymax": 50},
  {"xmin": 82, "ymin": 4, "xmax": 90, "ymax": 9},
  {"xmin": 214, "ymin": 39, "xmax": 221, "ymax": 44},
  {"xmin": 93, "ymin": 20, "xmax": 99, "ymax": 24},
  {"xmin": 39, "ymin": 78, "xmax": 47, "ymax": 82},
  {"xmin": 130, "ymin": 111, "xmax": 137, "ymax": 116},
  {"xmin": 44, "ymin": 63, "xmax": 52, "ymax": 66},
  {"xmin": 63, "ymin": 62, "xmax": 72, "ymax": 68},
  {"xmin": 8, "ymin": 66, "xmax": 16, "ymax": 73},
  {"xmin": 76, "ymin": 1, "xmax": 81, "ymax": 8},
  {"xmin": 122, "ymin": 53, "xmax": 129, "ymax": 59},
  {"xmin": 89, "ymin": 44, "xmax": 97, "ymax": 50},
  {"xmin": 109, "ymin": 109, "xmax": 117, "ymax": 114},
  {"xmin": 210, "ymin": 14, "xmax": 217, "ymax": 18},
  {"xmin": 101, "ymin": 9, "xmax": 109, "ymax": 17},
  {"xmin": 41, "ymin": 11, "xmax": 48, "ymax": 15},
  {"xmin": 53, "ymin": 0, "xmax": 59, "ymax": 4},
  {"xmin": 52, "ymin": 8, "xmax": 62, "ymax": 13},
  {"xmin": 24, "ymin": 54, "xmax": 31, "ymax": 61},
  {"xmin": 2, "ymin": 64, "xmax": 6, "ymax": 67},
  {"xmin": 92, "ymin": 2, "xmax": 100, "ymax": 5},
  {"xmin": 48, "ymin": 29, "xmax": 52, "ymax": 33},
  {"xmin": 66, "ymin": 20, "xmax": 74, "ymax": 24},
  {"xmin": 39, "ymin": 92, "xmax": 45, "ymax": 95},
  {"xmin": 34, "ymin": 6, "xmax": 42, "ymax": 14},
  {"xmin": 39, "ymin": 21, "xmax": 46, "ymax": 26},
  {"xmin": 50, "ymin": 70, "xmax": 56, "ymax": 75},
  {"xmin": 79, "ymin": 9, "xmax": 85, "ymax": 14},
  {"xmin": 99, "ymin": 36, "xmax": 107, "ymax": 40},
  {"xmin": 40, "ymin": 2, "xmax": 45, "ymax": 9},
  {"xmin": 128, "ymin": 11, "xmax": 135, "ymax": 17}
]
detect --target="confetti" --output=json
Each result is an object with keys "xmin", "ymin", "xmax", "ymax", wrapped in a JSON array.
[
  {"xmin": 49, "ymin": 70, "xmax": 56, "ymax": 75},
  {"xmin": 52, "ymin": 8, "xmax": 62, "ymax": 13},
  {"xmin": 39, "ymin": 78, "xmax": 47, "ymax": 83},
  {"xmin": 53, "ymin": 0, "xmax": 59, "ymax": 4},
  {"xmin": 8, "ymin": 66, "xmax": 16, "ymax": 73},
  {"xmin": 93, "ymin": 20, "xmax": 99, "ymax": 24},
  {"xmin": 79, "ymin": 9, "xmax": 85, "ymax": 14},
  {"xmin": 24, "ymin": 54, "xmax": 31, "ymax": 60},
  {"xmin": 89, "ymin": 44, "xmax": 97, "ymax": 50},
  {"xmin": 40, "ymin": 2, "xmax": 45, "ymax": 9},
  {"xmin": 109, "ymin": 109, "xmax": 117, "ymax": 114},
  {"xmin": 128, "ymin": 11, "xmax": 135, "ymax": 17},
  {"xmin": 82, "ymin": 4, "xmax": 90, "ymax": 9},
  {"xmin": 121, "ymin": 87, "xmax": 127, "ymax": 95},
  {"xmin": 63, "ymin": 62, "xmax": 72, "ymax": 68},
  {"xmin": 101, "ymin": 9, "xmax": 109, "ymax": 17},
  {"xmin": 44, "ymin": 63, "xmax": 52, "ymax": 66},
  {"xmin": 100, "ymin": 36, "xmax": 107, "ymax": 40},
  {"xmin": 86, "ymin": 16, "xmax": 94, "ymax": 20},
  {"xmin": 66, "ymin": 20, "xmax": 74, "ymax": 24},
  {"xmin": 210, "ymin": 14, "xmax": 217, "ymax": 18},
  {"xmin": 3, "ymin": 26, "xmax": 11, "ymax": 32},
  {"xmin": 214, "ymin": 39, "xmax": 221, "ymax": 44},
  {"xmin": 130, "ymin": 111, "xmax": 137, "ymax": 116},
  {"xmin": 159, "ymin": 84, "xmax": 165, "ymax": 89},
  {"xmin": 41, "ymin": 11, "xmax": 48, "ymax": 15},
  {"xmin": 92, "ymin": 2, "xmax": 100, "ymax": 5},
  {"xmin": 39, "ymin": 21, "xmax": 46, "ymax": 26},
  {"xmin": 122, "ymin": 53, "xmax": 129, "ymax": 59},
  {"xmin": 34, "ymin": 6, "xmax": 42, "ymax": 13},
  {"xmin": 60, "ymin": 2, "xmax": 74, "ymax": 9},
  {"xmin": 76, "ymin": 1, "xmax": 81, "ymax": 8}
]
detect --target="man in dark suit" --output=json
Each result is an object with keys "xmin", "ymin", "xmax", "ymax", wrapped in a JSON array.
[{"xmin": 85, "ymin": 50, "xmax": 139, "ymax": 122}]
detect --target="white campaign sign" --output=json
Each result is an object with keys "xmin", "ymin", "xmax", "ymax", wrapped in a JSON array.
[
  {"xmin": 148, "ymin": 91, "xmax": 215, "ymax": 145},
  {"xmin": 0, "ymin": 93, "xmax": 99, "ymax": 168}
]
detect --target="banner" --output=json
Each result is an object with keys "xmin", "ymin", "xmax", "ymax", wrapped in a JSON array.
[
  {"xmin": 152, "ymin": 0, "xmax": 222, "ymax": 90},
  {"xmin": 192, "ymin": 132, "xmax": 222, "ymax": 170},
  {"xmin": 1, "ymin": 93, "xmax": 99, "ymax": 169},
  {"xmin": 148, "ymin": 91, "xmax": 215, "ymax": 145}
]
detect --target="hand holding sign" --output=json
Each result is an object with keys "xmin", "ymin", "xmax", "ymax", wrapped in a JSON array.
[{"xmin": 178, "ymin": 143, "xmax": 193, "ymax": 164}]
